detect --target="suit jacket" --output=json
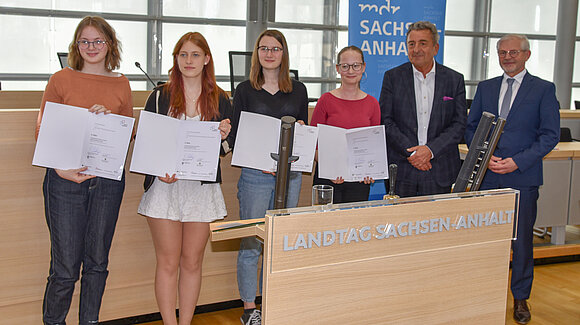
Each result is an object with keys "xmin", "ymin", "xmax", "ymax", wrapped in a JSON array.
[
  {"xmin": 142, "ymin": 86, "xmax": 233, "ymax": 191},
  {"xmin": 465, "ymin": 72, "xmax": 560, "ymax": 187},
  {"xmin": 379, "ymin": 62, "xmax": 467, "ymax": 187}
]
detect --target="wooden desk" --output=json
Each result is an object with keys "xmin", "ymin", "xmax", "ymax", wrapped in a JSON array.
[{"xmin": 212, "ymin": 190, "xmax": 518, "ymax": 324}]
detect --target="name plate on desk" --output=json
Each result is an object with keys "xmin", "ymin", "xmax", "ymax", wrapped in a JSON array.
[{"xmin": 265, "ymin": 189, "xmax": 518, "ymax": 273}]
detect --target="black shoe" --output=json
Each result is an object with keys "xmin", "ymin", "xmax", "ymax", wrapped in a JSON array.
[
  {"xmin": 240, "ymin": 309, "xmax": 261, "ymax": 325},
  {"xmin": 513, "ymin": 299, "xmax": 531, "ymax": 324}
]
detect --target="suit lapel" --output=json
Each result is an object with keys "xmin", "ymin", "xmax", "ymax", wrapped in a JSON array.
[
  {"xmin": 432, "ymin": 63, "xmax": 444, "ymax": 118},
  {"xmin": 488, "ymin": 77, "xmax": 502, "ymax": 116},
  {"xmin": 507, "ymin": 73, "xmax": 533, "ymax": 119},
  {"xmin": 402, "ymin": 63, "xmax": 418, "ymax": 129}
]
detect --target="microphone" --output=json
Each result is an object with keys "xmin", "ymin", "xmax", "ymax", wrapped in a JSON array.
[
  {"xmin": 135, "ymin": 62, "xmax": 156, "ymax": 88},
  {"xmin": 385, "ymin": 164, "xmax": 399, "ymax": 200}
]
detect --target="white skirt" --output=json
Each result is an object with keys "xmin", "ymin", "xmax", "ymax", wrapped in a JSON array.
[{"xmin": 138, "ymin": 177, "xmax": 227, "ymax": 222}]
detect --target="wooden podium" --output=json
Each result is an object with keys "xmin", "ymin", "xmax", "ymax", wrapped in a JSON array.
[{"xmin": 211, "ymin": 189, "xmax": 518, "ymax": 324}]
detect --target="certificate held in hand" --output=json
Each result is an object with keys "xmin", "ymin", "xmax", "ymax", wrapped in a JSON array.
[
  {"xmin": 231, "ymin": 111, "xmax": 318, "ymax": 173},
  {"xmin": 33, "ymin": 102, "xmax": 135, "ymax": 181},
  {"xmin": 317, "ymin": 124, "xmax": 389, "ymax": 182},
  {"xmin": 130, "ymin": 110, "xmax": 221, "ymax": 182}
]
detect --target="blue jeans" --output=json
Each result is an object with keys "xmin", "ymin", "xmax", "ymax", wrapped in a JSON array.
[
  {"xmin": 236, "ymin": 168, "xmax": 302, "ymax": 303},
  {"xmin": 42, "ymin": 169, "xmax": 125, "ymax": 325}
]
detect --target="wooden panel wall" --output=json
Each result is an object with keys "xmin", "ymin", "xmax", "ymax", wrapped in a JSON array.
[{"xmin": 0, "ymin": 107, "xmax": 314, "ymax": 323}]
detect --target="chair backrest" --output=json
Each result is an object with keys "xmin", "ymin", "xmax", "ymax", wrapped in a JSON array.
[
  {"xmin": 560, "ymin": 127, "xmax": 573, "ymax": 142},
  {"xmin": 57, "ymin": 52, "xmax": 69, "ymax": 68},
  {"xmin": 229, "ymin": 51, "xmax": 252, "ymax": 98},
  {"xmin": 289, "ymin": 69, "xmax": 299, "ymax": 81}
]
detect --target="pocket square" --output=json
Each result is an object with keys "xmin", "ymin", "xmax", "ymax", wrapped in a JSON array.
[{"xmin": 443, "ymin": 96, "xmax": 454, "ymax": 101}]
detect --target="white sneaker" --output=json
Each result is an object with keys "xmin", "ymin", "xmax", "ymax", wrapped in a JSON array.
[{"xmin": 240, "ymin": 309, "xmax": 261, "ymax": 325}]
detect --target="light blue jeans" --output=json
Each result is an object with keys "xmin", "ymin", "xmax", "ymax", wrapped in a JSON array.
[{"xmin": 236, "ymin": 167, "xmax": 302, "ymax": 303}]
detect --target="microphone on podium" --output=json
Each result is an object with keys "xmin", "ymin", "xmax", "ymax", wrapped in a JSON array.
[
  {"xmin": 384, "ymin": 164, "xmax": 399, "ymax": 200},
  {"xmin": 135, "ymin": 62, "xmax": 156, "ymax": 88}
]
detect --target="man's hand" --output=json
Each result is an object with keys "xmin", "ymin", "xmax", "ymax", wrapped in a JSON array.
[
  {"xmin": 407, "ymin": 145, "xmax": 432, "ymax": 171},
  {"xmin": 488, "ymin": 155, "xmax": 518, "ymax": 174}
]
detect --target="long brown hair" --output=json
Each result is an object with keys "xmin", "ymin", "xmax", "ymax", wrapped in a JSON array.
[
  {"xmin": 68, "ymin": 16, "xmax": 121, "ymax": 71},
  {"xmin": 249, "ymin": 29, "xmax": 293, "ymax": 93},
  {"xmin": 165, "ymin": 32, "xmax": 224, "ymax": 120}
]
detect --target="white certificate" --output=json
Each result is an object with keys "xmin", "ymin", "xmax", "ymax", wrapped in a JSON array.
[
  {"xmin": 130, "ymin": 110, "xmax": 221, "ymax": 181},
  {"xmin": 291, "ymin": 123, "xmax": 319, "ymax": 172},
  {"xmin": 33, "ymin": 102, "xmax": 134, "ymax": 181},
  {"xmin": 231, "ymin": 111, "xmax": 318, "ymax": 173},
  {"xmin": 317, "ymin": 124, "xmax": 388, "ymax": 182}
]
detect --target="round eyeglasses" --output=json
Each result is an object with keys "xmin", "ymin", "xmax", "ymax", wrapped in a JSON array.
[
  {"xmin": 498, "ymin": 50, "xmax": 523, "ymax": 58},
  {"xmin": 77, "ymin": 40, "xmax": 107, "ymax": 50},
  {"xmin": 337, "ymin": 62, "xmax": 363, "ymax": 72},
  {"xmin": 257, "ymin": 46, "xmax": 283, "ymax": 54}
]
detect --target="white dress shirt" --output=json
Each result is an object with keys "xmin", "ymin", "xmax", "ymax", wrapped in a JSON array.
[
  {"xmin": 412, "ymin": 60, "xmax": 436, "ymax": 146},
  {"xmin": 498, "ymin": 69, "xmax": 527, "ymax": 117}
]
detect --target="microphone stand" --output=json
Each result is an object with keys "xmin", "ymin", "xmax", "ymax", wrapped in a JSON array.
[{"xmin": 135, "ymin": 62, "xmax": 156, "ymax": 88}]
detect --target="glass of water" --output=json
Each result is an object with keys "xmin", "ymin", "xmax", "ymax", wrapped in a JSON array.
[{"xmin": 312, "ymin": 185, "xmax": 333, "ymax": 206}]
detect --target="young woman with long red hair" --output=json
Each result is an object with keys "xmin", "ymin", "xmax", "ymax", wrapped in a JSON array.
[{"xmin": 137, "ymin": 32, "xmax": 232, "ymax": 325}]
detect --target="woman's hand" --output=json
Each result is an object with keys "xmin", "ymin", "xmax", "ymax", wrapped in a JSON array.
[
  {"xmin": 361, "ymin": 176, "xmax": 374, "ymax": 184},
  {"xmin": 219, "ymin": 118, "xmax": 231, "ymax": 140},
  {"xmin": 331, "ymin": 176, "xmax": 344, "ymax": 184},
  {"xmin": 55, "ymin": 167, "xmax": 95, "ymax": 184},
  {"xmin": 158, "ymin": 173, "xmax": 178, "ymax": 184},
  {"xmin": 89, "ymin": 104, "xmax": 111, "ymax": 115},
  {"xmin": 297, "ymin": 120, "xmax": 305, "ymax": 126}
]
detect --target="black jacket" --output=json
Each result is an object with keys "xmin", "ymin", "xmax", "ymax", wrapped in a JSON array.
[{"xmin": 142, "ymin": 85, "xmax": 233, "ymax": 191}]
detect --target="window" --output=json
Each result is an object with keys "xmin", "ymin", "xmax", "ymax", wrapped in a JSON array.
[
  {"xmin": 162, "ymin": 24, "xmax": 246, "ymax": 80},
  {"xmin": 490, "ymin": 0, "xmax": 558, "ymax": 35},
  {"xmin": 163, "ymin": 0, "xmax": 245, "ymax": 20}
]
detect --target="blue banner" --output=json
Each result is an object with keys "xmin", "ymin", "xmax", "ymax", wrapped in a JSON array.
[{"xmin": 349, "ymin": 0, "xmax": 447, "ymax": 101}]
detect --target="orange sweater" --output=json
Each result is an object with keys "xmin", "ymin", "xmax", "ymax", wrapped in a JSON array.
[{"xmin": 36, "ymin": 67, "xmax": 133, "ymax": 138}]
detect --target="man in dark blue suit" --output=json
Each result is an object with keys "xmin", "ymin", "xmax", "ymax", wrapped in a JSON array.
[
  {"xmin": 465, "ymin": 34, "xmax": 560, "ymax": 324},
  {"xmin": 379, "ymin": 21, "xmax": 466, "ymax": 197}
]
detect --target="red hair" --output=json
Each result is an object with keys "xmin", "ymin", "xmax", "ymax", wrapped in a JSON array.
[{"xmin": 164, "ymin": 32, "xmax": 225, "ymax": 120}]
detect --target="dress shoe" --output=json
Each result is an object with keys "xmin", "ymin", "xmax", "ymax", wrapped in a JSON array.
[{"xmin": 513, "ymin": 299, "xmax": 531, "ymax": 324}]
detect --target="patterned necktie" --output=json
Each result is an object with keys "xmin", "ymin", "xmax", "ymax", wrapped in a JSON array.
[{"xmin": 499, "ymin": 78, "xmax": 515, "ymax": 119}]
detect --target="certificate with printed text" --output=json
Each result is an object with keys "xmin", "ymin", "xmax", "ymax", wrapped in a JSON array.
[
  {"xmin": 317, "ymin": 124, "xmax": 388, "ymax": 182},
  {"xmin": 231, "ymin": 111, "xmax": 318, "ymax": 173},
  {"xmin": 130, "ymin": 110, "xmax": 221, "ymax": 181},
  {"xmin": 32, "ymin": 102, "xmax": 134, "ymax": 181}
]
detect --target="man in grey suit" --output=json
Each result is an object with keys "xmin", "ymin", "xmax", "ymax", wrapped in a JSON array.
[{"xmin": 379, "ymin": 21, "xmax": 467, "ymax": 197}]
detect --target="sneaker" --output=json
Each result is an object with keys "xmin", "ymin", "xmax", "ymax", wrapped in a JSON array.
[{"xmin": 240, "ymin": 309, "xmax": 261, "ymax": 325}]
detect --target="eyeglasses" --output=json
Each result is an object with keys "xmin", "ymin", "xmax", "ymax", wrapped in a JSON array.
[
  {"xmin": 77, "ymin": 40, "xmax": 107, "ymax": 50},
  {"xmin": 337, "ymin": 62, "xmax": 363, "ymax": 72},
  {"xmin": 257, "ymin": 46, "xmax": 283, "ymax": 54},
  {"xmin": 498, "ymin": 50, "xmax": 523, "ymax": 58}
]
